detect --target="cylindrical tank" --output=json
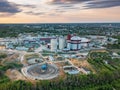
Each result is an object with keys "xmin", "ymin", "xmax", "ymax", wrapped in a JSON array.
[
  {"xmin": 78, "ymin": 43, "xmax": 81, "ymax": 49},
  {"xmin": 71, "ymin": 43, "xmax": 77, "ymax": 50},
  {"xmin": 51, "ymin": 39, "xmax": 58, "ymax": 51},
  {"xmin": 67, "ymin": 42, "xmax": 71, "ymax": 50},
  {"xmin": 59, "ymin": 37, "xmax": 65, "ymax": 50},
  {"xmin": 70, "ymin": 36, "xmax": 81, "ymax": 50}
]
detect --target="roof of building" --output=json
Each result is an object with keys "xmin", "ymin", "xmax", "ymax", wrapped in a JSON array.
[
  {"xmin": 71, "ymin": 36, "xmax": 81, "ymax": 41},
  {"xmin": 71, "ymin": 36, "xmax": 90, "ymax": 42},
  {"xmin": 81, "ymin": 38, "xmax": 90, "ymax": 42}
]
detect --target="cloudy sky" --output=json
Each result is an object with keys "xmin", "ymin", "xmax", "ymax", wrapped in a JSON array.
[{"xmin": 0, "ymin": 0, "xmax": 120, "ymax": 23}]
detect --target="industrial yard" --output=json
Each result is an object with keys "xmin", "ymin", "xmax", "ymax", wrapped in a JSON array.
[{"xmin": 0, "ymin": 33, "xmax": 119, "ymax": 82}]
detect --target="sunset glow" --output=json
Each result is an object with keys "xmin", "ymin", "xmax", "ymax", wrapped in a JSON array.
[{"xmin": 0, "ymin": 0, "xmax": 120, "ymax": 23}]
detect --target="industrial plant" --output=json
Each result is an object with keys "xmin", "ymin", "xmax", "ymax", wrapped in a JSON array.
[
  {"xmin": 0, "ymin": 22, "xmax": 120, "ymax": 90},
  {"xmin": 0, "ymin": 33, "xmax": 118, "ymax": 80},
  {"xmin": 0, "ymin": 33, "xmax": 118, "ymax": 52}
]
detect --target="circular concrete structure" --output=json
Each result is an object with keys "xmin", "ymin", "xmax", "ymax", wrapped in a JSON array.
[{"xmin": 22, "ymin": 63, "xmax": 59, "ymax": 80}]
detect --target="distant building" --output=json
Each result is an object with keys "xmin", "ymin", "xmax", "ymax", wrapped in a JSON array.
[
  {"xmin": 107, "ymin": 37, "xmax": 118, "ymax": 44},
  {"xmin": 16, "ymin": 46, "xmax": 29, "ymax": 51}
]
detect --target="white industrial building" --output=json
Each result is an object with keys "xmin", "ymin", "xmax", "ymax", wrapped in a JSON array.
[
  {"xmin": 86, "ymin": 35, "xmax": 108, "ymax": 45},
  {"xmin": 67, "ymin": 36, "xmax": 90, "ymax": 51},
  {"xmin": 50, "ymin": 35, "xmax": 91, "ymax": 51}
]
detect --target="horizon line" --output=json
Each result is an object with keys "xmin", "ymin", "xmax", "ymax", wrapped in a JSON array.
[{"xmin": 0, "ymin": 22, "xmax": 120, "ymax": 24}]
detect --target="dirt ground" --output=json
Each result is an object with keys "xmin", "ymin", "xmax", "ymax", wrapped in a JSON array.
[
  {"xmin": 55, "ymin": 63, "xmax": 66, "ymax": 79},
  {"xmin": 1, "ymin": 53, "xmax": 19, "ymax": 65},
  {"xmin": 5, "ymin": 69, "xmax": 27, "ymax": 81},
  {"xmin": 90, "ymin": 49, "xmax": 107, "ymax": 53},
  {"xmin": 5, "ymin": 69, "xmax": 37, "ymax": 84},
  {"xmin": 70, "ymin": 59, "xmax": 96, "ymax": 73}
]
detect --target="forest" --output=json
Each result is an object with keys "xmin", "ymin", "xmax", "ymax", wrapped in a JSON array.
[
  {"xmin": 0, "ymin": 23, "xmax": 120, "ymax": 37},
  {"xmin": 0, "ymin": 69, "xmax": 120, "ymax": 90}
]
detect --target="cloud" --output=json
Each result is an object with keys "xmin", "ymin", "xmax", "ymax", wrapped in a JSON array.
[
  {"xmin": 0, "ymin": 0, "xmax": 36, "ymax": 17},
  {"xmin": 17, "ymin": 4, "xmax": 36, "ymax": 8},
  {"xmin": 48, "ymin": 0, "xmax": 120, "ymax": 9},
  {"xmin": 48, "ymin": 0, "xmax": 91, "ymax": 4},
  {"xmin": 0, "ymin": 12, "xmax": 14, "ymax": 17},
  {"xmin": 25, "ymin": 11, "xmax": 45, "ymax": 16},
  {"xmin": 0, "ymin": 0, "xmax": 21, "ymax": 14},
  {"xmin": 86, "ymin": 0, "xmax": 120, "ymax": 9}
]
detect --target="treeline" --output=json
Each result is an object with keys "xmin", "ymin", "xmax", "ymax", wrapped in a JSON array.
[
  {"xmin": 0, "ymin": 69, "xmax": 120, "ymax": 90},
  {"xmin": 0, "ymin": 24, "xmax": 120, "ymax": 37},
  {"xmin": 35, "ymin": 69, "xmax": 120, "ymax": 90},
  {"xmin": 0, "ymin": 53, "xmax": 7, "ymax": 59},
  {"xmin": 0, "ymin": 80, "xmax": 33, "ymax": 90}
]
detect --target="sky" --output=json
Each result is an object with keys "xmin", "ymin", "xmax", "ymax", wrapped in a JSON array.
[{"xmin": 0, "ymin": 0, "xmax": 120, "ymax": 23}]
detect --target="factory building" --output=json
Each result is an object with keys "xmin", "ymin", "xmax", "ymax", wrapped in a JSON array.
[
  {"xmin": 67, "ymin": 35, "xmax": 90, "ymax": 51},
  {"xmin": 23, "ymin": 40, "xmax": 40, "ymax": 48},
  {"xmin": 0, "ymin": 38, "xmax": 11, "ymax": 46},
  {"xmin": 40, "ymin": 37, "xmax": 56, "ymax": 43}
]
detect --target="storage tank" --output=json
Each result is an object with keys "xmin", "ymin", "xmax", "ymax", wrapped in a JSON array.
[
  {"xmin": 59, "ymin": 37, "xmax": 65, "ymax": 50},
  {"xmin": 70, "ymin": 36, "xmax": 81, "ymax": 50},
  {"xmin": 67, "ymin": 42, "xmax": 71, "ymax": 50},
  {"xmin": 51, "ymin": 39, "xmax": 58, "ymax": 51},
  {"xmin": 71, "ymin": 43, "xmax": 77, "ymax": 50},
  {"xmin": 78, "ymin": 43, "xmax": 81, "ymax": 49}
]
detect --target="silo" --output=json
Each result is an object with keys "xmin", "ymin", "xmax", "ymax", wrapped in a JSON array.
[
  {"xmin": 71, "ymin": 36, "xmax": 81, "ymax": 50},
  {"xmin": 67, "ymin": 42, "xmax": 71, "ymax": 50},
  {"xmin": 71, "ymin": 43, "xmax": 77, "ymax": 50},
  {"xmin": 59, "ymin": 37, "xmax": 65, "ymax": 50},
  {"xmin": 78, "ymin": 43, "xmax": 81, "ymax": 49},
  {"xmin": 51, "ymin": 39, "xmax": 58, "ymax": 51}
]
